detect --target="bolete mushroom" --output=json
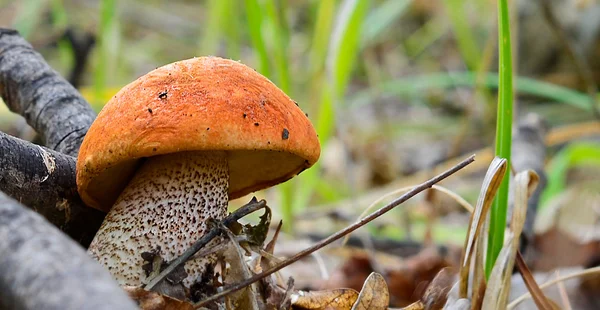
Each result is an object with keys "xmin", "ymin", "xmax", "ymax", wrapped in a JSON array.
[{"xmin": 76, "ymin": 56, "xmax": 320, "ymax": 289}]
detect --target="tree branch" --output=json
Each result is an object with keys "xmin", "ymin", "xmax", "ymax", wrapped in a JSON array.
[
  {"xmin": 0, "ymin": 131, "xmax": 104, "ymax": 246},
  {"xmin": 0, "ymin": 28, "xmax": 96, "ymax": 157},
  {"xmin": 0, "ymin": 191, "xmax": 136, "ymax": 310}
]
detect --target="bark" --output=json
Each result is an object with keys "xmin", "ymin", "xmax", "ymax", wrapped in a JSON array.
[
  {"xmin": 0, "ymin": 132, "xmax": 104, "ymax": 246},
  {"xmin": 0, "ymin": 28, "xmax": 95, "ymax": 157},
  {"xmin": 0, "ymin": 191, "xmax": 137, "ymax": 310}
]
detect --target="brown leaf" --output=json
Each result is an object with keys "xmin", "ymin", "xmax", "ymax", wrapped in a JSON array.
[
  {"xmin": 123, "ymin": 286, "xmax": 194, "ymax": 310},
  {"xmin": 292, "ymin": 288, "xmax": 359, "ymax": 310},
  {"xmin": 242, "ymin": 205, "xmax": 272, "ymax": 247},
  {"xmin": 420, "ymin": 268, "xmax": 455, "ymax": 310},
  {"xmin": 459, "ymin": 157, "xmax": 507, "ymax": 298},
  {"xmin": 221, "ymin": 228, "xmax": 261, "ymax": 310},
  {"xmin": 351, "ymin": 272, "xmax": 389, "ymax": 310}
]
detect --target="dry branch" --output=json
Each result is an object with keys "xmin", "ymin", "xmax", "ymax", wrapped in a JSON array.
[
  {"xmin": 0, "ymin": 191, "xmax": 136, "ymax": 310},
  {"xmin": 0, "ymin": 28, "xmax": 95, "ymax": 156},
  {"xmin": 0, "ymin": 29, "xmax": 104, "ymax": 245},
  {"xmin": 0, "ymin": 132, "xmax": 104, "ymax": 246}
]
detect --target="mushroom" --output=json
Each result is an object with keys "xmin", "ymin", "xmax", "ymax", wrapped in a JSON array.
[{"xmin": 76, "ymin": 56, "xmax": 320, "ymax": 289}]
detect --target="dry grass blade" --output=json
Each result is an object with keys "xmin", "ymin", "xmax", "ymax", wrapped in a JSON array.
[
  {"xmin": 342, "ymin": 183, "xmax": 475, "ymax": 247},
  {"xmin": 482, "ymin": 170, "xmax": 538, "ymax": 309},
  {"xmin": 351, "ymin": 272, "xmax": 389, "ymax": 310},
  {"xmin": 470, "ymin": 216, "xmax": 488, "ymax": 309},
  {"xmin": 459, "ymin": 157, "xmax": 507, "ymax": 297},
  {"xmin": 511, "ymin": 170, "xmax": 556, "ymax": 310},
  {"xmin": 508, "ymin": 266, "xmax": 600, "ymax": 309},
  {"xmin": 481, "ymin": 233, "xmax": 515, "ymax": 310},
  {"xmin": 481, "ymin": 169, "xmax": 544, "ymax": 309},
  {"xmin": 513, "ymin": 252, "xmax": 558, "ymax": 310}
]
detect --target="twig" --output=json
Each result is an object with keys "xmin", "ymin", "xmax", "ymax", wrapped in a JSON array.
[
  {"xmin": 0, "ymin": 191, "xmax": 136, "ymax": 310},
  {"xmin": 195, "ymin": 154, "xmax": 476, "ymax": 307},
  {"xmin": 0, "ymin": 28, "xmax": 96, "ymax": 156},
  {"xmin": 0, "ymin": 132, "xmax": 104, "ymax": 246},
  {"xmin": 508, "ymin": 262, "xmax": 600, "ymax": 309},
  {"xmin": 538, "ymin": 0, "xmax": 600, "ymax": 119},
  {"xmin": 144, "ymin": 198, "xmax": 267, "ymax": 290}
]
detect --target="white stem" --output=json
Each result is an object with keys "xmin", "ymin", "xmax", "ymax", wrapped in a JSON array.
[{"xmin": 88, "ymin": 151, "xmax": 229, "ymax": 287}]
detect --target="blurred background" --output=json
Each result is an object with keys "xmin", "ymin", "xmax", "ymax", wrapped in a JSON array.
[{"xmin": 0, "ymin": 0, "xmax": 599, "ymax": 303}]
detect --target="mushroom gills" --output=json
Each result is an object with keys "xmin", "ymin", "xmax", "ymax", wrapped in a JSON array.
[{"xmin": 87, "ymin": 151, "xmax": 229, "ymax": 288}]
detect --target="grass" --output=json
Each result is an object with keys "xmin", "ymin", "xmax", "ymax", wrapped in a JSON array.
[
  {"xmin": 348, "ymin": 72, "xmax": 594, "ymax": 112},
  {"xmin": 486, "ymin": 0, "xmax": 514, "ymax": 278},
  {"xmin": 9, "ymin": 0, "xmax": 596, "ymax": 250},
  {"xmin": 541, "ymin": 142, "xmax": 600, "ymax": 209},
  {"xmin": 94, "ymin": 0, "xmax": 119, "ymax": 107}
]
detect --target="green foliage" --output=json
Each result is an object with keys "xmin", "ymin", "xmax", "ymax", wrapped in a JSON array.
[
  {"xmin": 541, "ymin": 142, "xmax": 600, "ymax": 208},
  {"xmin": 50, "ymin": 0, "xmax": 73, "ymax": 71},
  {"xmin": 94, "ymin": 0, "xmax": 120, "ymax": 106},
  {"xmin": 243, "ymin": 0, "xmax": 271, "ymax": 77},
  {"xmin": 349, "ymin": 72, "xmax": 593, "ymax": 112},
  {"xmin": 487, "ymin": 0, "xmax": 514, "ymax": 278},
  {"xmin": 11, "ymin": 0, "xmax": 45, "ymax": 39}
]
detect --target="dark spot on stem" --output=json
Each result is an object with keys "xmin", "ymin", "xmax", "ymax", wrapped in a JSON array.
[{"xmin": 282, "ymin": 128, "xmax": 289, "ymax": 140}]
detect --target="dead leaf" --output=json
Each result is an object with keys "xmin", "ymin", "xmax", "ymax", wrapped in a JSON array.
[
  {"xmin": 351, "ymin": 272, "xmax": 389, "ymax": 310},
  {"xmin": 242, "ymin": 205, "xmax": 272, "ymax": 247},
  {"xmin": 482, "ymin": 233, "xmax": 516, "ymax": 310},
  {"xmin": 421, "ymin": 268, "xmax": 455, "ymax": 310},
  {"xmin": 292, "ymin": 289, "xmax": 359, "ymax": 310},
  {"xmin": 123, "ymin": 286, "xmax": 194, "ymax": 310},
  {"xmin": 459, "ymin": 157, "xmax": 507, "ymax": 298},
  {"xmin": 222, "ymin": 227, "xmax": 261, "ymax": 310}
]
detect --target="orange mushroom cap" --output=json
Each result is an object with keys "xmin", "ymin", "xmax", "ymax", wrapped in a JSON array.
[{"xmin": 76, "ymin": 56, "xmax": 320, "ymax": 212}]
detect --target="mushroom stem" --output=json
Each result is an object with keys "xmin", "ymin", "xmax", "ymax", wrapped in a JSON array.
[{"xmin": 87, "ymin": 151, "xmax": 229, "ymax": 288}]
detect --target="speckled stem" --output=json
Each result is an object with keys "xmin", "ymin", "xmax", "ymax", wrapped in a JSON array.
[{"xmin": 88, "ymin": 151, "xmax": 229, "ymax": 288}]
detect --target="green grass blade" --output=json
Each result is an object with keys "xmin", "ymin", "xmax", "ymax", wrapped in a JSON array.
[
  {"xmin": 328, "ymin": 0, "xmax": 370, "ymax": 99},
  {"xmin": 348, "ymin": 72, "xmax": 593, "ymax": 112},
  {"xmin": 309, "ymin": 0, "xmax": 337, "ymax": 76},
  {"xmin": 243, "ymin": 0, "xmax": 270, "ymax": 77},
  {"xmin": 292, "ymin": 0, "xmax": 370, "ymax": 220},
  {"xmin": 50, "ymin": 0, "xmax": 74, "ymax": 72},
  {"xmin": 541, "ymin": 142, "xmax": 600, "ymax": 208},
  {"xmin": 360, "ymin": 0, "xmax": 411, "ymax": 48},
  {"xmin": 487, "ymin": 0, "xmax": 514, "ymax": 278},
  {"xmin": 223, "ymin": 0, "xmax": 241, "ymax": 59},
  {"xmin": 12, "ymin": 0, "xmax": 45, "ymax": 39},
  {"xmin": 263, "ymin": 0, "xmax": 291, "ymax": 94},
  {"xmin": 261, "ymin": 0, "xmax": 294, "ymax": 230},
  {"xmin": 445, "ymin": 0, "xmax": 482, "ymax": 70},
  {"xmin": 95, "ymin": 0, "xmax": 119, "ymax": 106},
  {"xmin": 198, "ymin": 0, "xmax": 229, "ymax": 55}
]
